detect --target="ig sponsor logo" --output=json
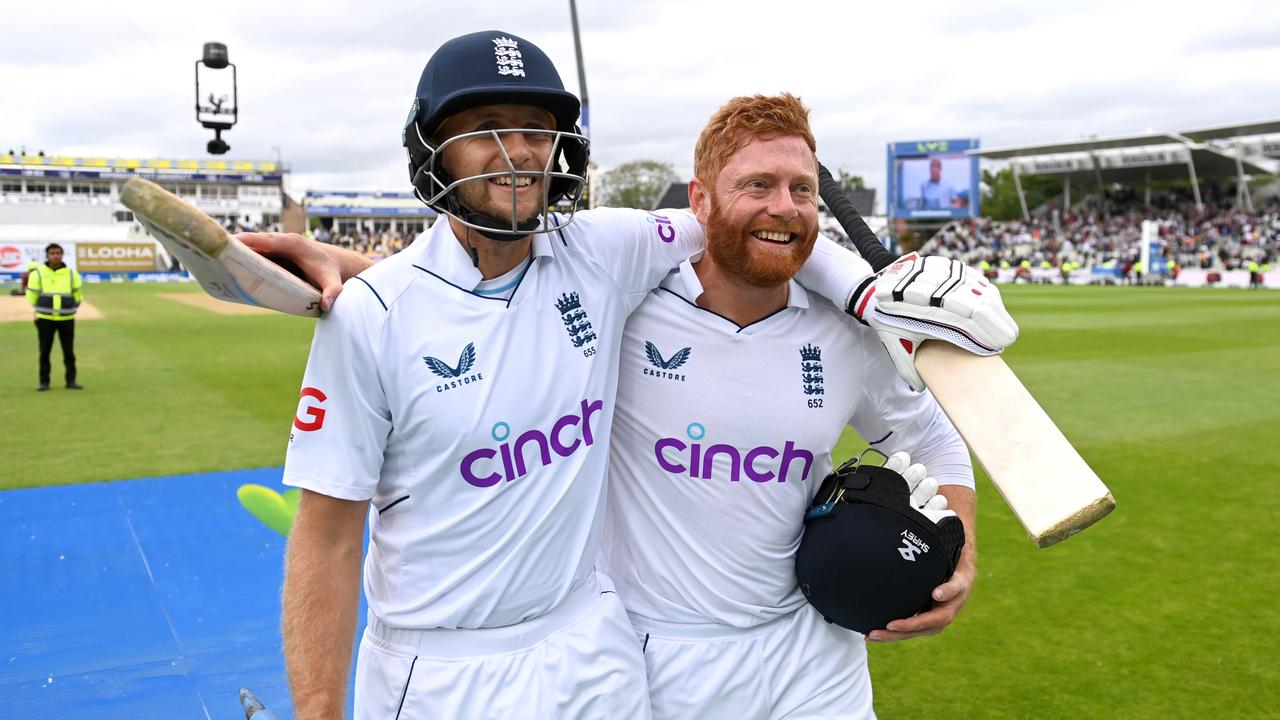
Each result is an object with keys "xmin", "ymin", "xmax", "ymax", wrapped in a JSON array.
[
  {"xmin": 460, "ymin": 399, "xmax": 605, "ymax": 488},
  {"xmin": 653, "ymin": 422, "xmax": 815, "ymax": 483},
  {"xmin": 293, "ymin": 387, "xmax": 327, "ymax": 431}
]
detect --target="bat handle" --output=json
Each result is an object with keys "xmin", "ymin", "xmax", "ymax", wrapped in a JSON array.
[{"xmin": 817, "ymin": 162, "xmax": 896, "ymax": 273}]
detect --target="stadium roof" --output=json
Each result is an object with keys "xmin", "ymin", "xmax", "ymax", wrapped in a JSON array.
[
  {"xmin": 962, "ymin": 119, "xmax": 1280, "ymax": 218},
  {"xmin": 1182, "ymin": 119, "xmax": 1280, "ymax": 142},
  {"xmin": 0, "ymin": 224, "xmax": 137, "ymax": 243},
  {"xmin": 972, "ymin": 132, "xmax": 1185, "ymax": 160},
  {"xmin": 971, "ymin": 119, "xmax": 1280, "ymax": 160},
  {"xmin": 1002, "ymin": 146, "xmax": 1272, "ymax": 185},
  {"xmin": 0, "ymin": 154, "xmax": 279, "ymax": 173},
  {"xmin": 303, "ymin": 189, "xmax": 436, "ymax": 217}
]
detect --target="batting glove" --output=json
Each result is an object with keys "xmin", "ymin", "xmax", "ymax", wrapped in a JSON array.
[
  {"xmin": 884, "ymin": 451, "xmax": 955, "ymax": 524},
  {"xmin": 850, "ymin": 253, "xmax": 1018, "ymax": 391}
]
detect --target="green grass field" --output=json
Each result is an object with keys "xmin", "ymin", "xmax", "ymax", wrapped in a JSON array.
[{"xmin": 2, "ymin": 282, "xmax": 1278, "ymax": 718}]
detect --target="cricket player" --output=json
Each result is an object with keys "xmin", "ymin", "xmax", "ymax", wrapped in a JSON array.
[
  {"xmin": 251, "ymin": 32, "xmax": 1016, "ymax": 720},
  {"xmin": 599, "ymin": 94, "xmax": 993, "ymax": 719},
  {"xmin": 272, "ymin": 31, "xmax": 889, "ymax": 720}
]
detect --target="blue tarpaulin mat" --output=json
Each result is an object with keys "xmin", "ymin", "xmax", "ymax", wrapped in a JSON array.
[{"xmin": 0, "ymin": 468, "xmax": 365, "ymax": 720}]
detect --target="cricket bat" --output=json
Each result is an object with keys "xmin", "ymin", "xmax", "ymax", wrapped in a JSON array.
[
  {"xmin": 120, "ymin": 177, "xmax": 322, "ymax": 317},
  {"xmin": 818, "ymin": 164, "xmax": 1114, "ymax": 547}
]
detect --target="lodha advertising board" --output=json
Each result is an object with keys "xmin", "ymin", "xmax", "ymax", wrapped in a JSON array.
[{"xmin": 76, "ymin": 243, "xmax": 161, "ymax": 272}]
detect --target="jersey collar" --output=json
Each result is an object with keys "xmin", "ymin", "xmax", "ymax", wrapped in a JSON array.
[
  {"xmin": 670, "ymin": 251, "xmax": 810, "ymax": 310},
  {"xmin": 413, "ymin": 217, "xmax": 555, "ymax": 291}
]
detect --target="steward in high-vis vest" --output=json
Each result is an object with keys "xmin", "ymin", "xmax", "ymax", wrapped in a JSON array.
[{"xmin": 27, "ymin": 243, "xmax": 84, "ymax": 391}]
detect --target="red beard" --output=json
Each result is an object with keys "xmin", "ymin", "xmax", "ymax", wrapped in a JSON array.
[{"xmin": 704, "ymin": 195, "xmax": 818, "ymax": 288}]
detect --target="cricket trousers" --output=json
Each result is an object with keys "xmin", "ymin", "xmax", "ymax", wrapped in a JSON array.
[
  {"xmin": 36, "ymin": 318, "xmax": 76, "ymax": 386},
  {"xmin": 354, "ymin": 572, "xmax": 651, "ymax": 720},
  {"xmin": 631, "ymin": 604, "xmax": 875, "ymax": 720}
]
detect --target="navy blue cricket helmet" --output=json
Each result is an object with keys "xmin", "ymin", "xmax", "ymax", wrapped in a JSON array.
[
  {"xmin": 797, "ymin": 456, "xmax": 965, "ymax": 634},
  {"xmin": 403, "ymin": 31, "xmax": 589, "ymax": 237}
]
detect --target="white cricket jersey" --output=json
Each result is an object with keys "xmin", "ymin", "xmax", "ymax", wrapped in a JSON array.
[
  {"xmin": 601, "ymin": 256, "xmax": 973, "ymax": 629},
  {"xmin": 283, "ymin": 210, "xmax": 875, "ymax": 630}
]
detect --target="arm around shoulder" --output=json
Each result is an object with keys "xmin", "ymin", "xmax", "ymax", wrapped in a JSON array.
[
  {"xmin": 238, "ymin": 232, "xmax": 375, "ymax": 312},
  {"xmin": 795, "ymin": 236, "xmax": 875, "ymax": 312},
  {"xmin": 562, "ymin": 207, "xmax": 706, "ymax": 295}
]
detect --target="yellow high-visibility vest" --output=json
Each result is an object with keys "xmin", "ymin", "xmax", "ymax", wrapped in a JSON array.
[{"xmin": 27, "ymin": 264, "xmax": 83, "ymax": 321}]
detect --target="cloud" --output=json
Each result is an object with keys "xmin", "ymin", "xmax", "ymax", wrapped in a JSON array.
[{"xmin": 4, "ymin": 0, "xmax": 1278, "ymax": 210}]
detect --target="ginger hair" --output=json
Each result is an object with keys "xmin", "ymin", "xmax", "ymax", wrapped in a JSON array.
[{"xmin": 693, "ymin": 93, "xmax": 817, "ymax": 188}]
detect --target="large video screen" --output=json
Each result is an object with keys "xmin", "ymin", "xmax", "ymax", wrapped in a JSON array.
[{"xmin": 886, "ymin": 139, "xmax": 980, "ymax": 219}]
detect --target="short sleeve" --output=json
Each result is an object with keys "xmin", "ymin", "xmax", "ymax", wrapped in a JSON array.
[
  {"xmin": 848, "ymin": 333, "xmax": 974, "ymax": 489},
  {"xmin": 562, "ymin": 207, "xmax": 705, "ymax": 296},
  {"xmin": 282, "ymin": 278, "xmax": 393, "ymax": 500}
]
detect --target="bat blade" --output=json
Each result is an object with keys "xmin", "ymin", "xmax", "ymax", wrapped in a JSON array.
[
  {"xmin": 120, "ymin": 177, "xmax": 321, "ymax": 317},
  {"xmin": 915, "ymin": 341, "xmax": 1115, "ymax": 547}
]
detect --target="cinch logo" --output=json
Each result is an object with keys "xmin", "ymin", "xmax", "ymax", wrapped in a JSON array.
[
  {"xmin": 460, "ymin": 399, "xmax": 605, "ymax": 488},
  {"xmin": 425, "ymin": 342, "xmax": 484, "ymax": 393},
  {"xmin": 653, "ymin": 422, "xmax": 814, "ymax": 483},
  {"xmin": 293, "ymin": 387, "xmax": 327, "ymax": 431},
  {"xmin": 643, "ymin": 341, "xmax": 690, "ymax": 381},
  {"xmin": 645, "ymin": 212, "xmax": 677, "ymax": 243}
]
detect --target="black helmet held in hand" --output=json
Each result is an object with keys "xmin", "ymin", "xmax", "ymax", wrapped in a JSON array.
[{"xmin": 797, "ymin": 453, "xmax": 965, "ymax": 634}]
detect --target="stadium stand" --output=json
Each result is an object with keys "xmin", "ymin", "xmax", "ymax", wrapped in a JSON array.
[
  {"xmin": 916, "ymin": 119, "xmax": 1280, "ymax": 287},
  {"xmin": 921, "ymin": 199, "xmax": 1279, "ymax": 285},
  {"xmin": 302, "ymin": 190, "xmax": 438, "ymax": 260},
  {"xmin": 0, "ymin": 153, "xmax": 291, "ymax": 276}
]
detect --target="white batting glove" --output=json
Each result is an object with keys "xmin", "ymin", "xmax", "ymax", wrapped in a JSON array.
[
  {"xmin": 851, "ymin": 253, "xmax": 1018, "ymax": 391},
  {"xmin": 884, "ymin": 451, "xmax": 956, "ymax": 524}
]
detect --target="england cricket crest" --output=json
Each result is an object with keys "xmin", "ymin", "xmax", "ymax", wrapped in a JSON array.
[
  {"xmin": 492, "ymin": 36, "xmax": 526, "ymax": 77},
  {"xmin": 800, "ymin": 344, "xmax": 824, "ymax": 396},
  {"xmin": 556, "ymin": 291, "xmax": 598, "ymax": 356}
]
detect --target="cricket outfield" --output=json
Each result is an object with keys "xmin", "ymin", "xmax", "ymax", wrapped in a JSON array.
[{"xmin": 1, "ymin": 282, "xmax": 1277, "ymax": 718}]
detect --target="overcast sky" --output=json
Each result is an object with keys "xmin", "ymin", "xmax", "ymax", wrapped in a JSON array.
[{"xmin": 4, "ymin": 0, "xmax": 1278, "ymax": 209}]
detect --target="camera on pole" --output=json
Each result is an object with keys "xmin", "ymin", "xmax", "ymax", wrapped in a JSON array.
[{"xmin": 195, "ymin": 42, "xmax": 238, "ymax": 155}]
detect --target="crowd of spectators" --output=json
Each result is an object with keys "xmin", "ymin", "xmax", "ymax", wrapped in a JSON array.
[
  {"xmin": 919, "ymin": 197, "xmax": 1279, "ymax": 272},
  {"xmin": 311, "ymin": 226, "xmax": 410, "ymax": 260}
]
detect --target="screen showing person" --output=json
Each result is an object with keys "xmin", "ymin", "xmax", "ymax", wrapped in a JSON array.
[{"xmin": 900, "ymin": 155, "xmax": 970, "ymax": 210}]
